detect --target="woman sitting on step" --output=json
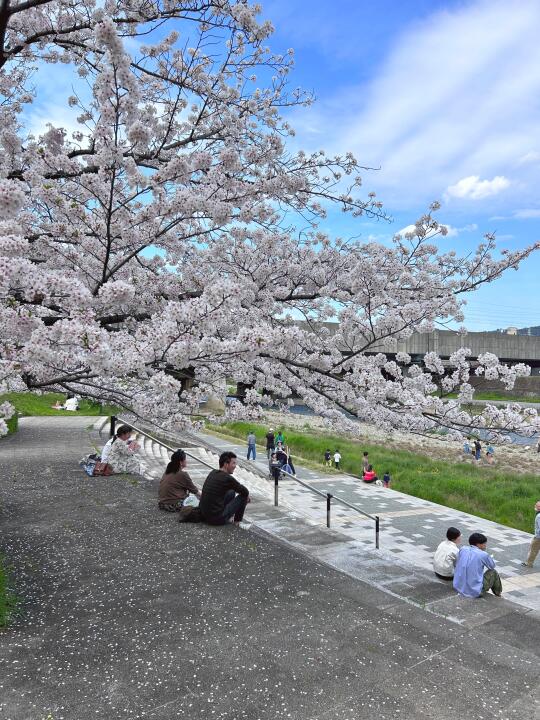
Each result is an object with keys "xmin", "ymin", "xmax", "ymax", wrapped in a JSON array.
[
  {"xmin": 104, "ymin": 424, "xmax": 143, "ymax": 475},
  {"xmin": 158, "ymin": 449, "xmax": 201, "ymax": 512}
]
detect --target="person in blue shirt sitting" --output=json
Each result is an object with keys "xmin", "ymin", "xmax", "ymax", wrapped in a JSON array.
[{"xmin": 453, "ymin": 532, "xmax": 502, "ymax": 598}]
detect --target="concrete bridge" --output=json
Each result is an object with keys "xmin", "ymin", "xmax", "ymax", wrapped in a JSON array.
[
  {"xmin": 394, "ymin": 330, "xmax": 540, "ymax": 370},
  {"xmin": 308, "ymin": 324, "xmax": 540, "ymax": 370}
]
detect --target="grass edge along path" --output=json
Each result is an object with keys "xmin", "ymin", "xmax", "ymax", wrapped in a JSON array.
[
  {"xmin": 0, "ymin": 554, "xmax": 17, "ymax": 629},
  {"xmin": 6, "ymin": 415, "xmax": 17, "ymax": 435},
  {"xmin": 208, "ymin": 420, "xmax": 540, "ymax": 534}
]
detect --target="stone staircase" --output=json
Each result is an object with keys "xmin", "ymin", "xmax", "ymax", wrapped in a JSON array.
[
  {"xmin": 93, "ymin": 417, "xmax": 540, "ymax": 625},
  {"xmin": 94, "ymin": 417, "xmax": 284, "ymax": 514}
]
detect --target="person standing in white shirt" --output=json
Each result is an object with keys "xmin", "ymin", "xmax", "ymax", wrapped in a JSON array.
[
  {"xmin": 333, "ymin": 450, "xmax": 341, "ymax": 470},
  {"xmin": 433, "ymin": 527, "xmax": 461, "ymax": 580}
]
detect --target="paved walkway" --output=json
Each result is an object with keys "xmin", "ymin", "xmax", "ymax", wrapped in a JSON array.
[
  {"xmin": 192, "ymin": 430, "xmax": 540, "ymax": 612},
  {"xmin": 1, "ymin": 417, "xmax": 539, "ymax": 720}
]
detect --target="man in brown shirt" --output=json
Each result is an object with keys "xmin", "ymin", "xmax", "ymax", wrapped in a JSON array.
[{"xmin": 158, "ymin": 449, "xmax": 201, "ymax": 512}]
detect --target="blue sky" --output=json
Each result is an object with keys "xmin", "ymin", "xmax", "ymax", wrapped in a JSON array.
[
  {"xmin": 26, "ymin": 0, "xmax": 540, "ymax": 332},
  {"xmin": 263, "ymin": 0, "xmax": 540, "ymax": 332}
]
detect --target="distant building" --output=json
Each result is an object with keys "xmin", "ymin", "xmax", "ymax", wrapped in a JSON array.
[{"xmin": 495, "ymin": 325, "xmax": 540, "ymax": 336}]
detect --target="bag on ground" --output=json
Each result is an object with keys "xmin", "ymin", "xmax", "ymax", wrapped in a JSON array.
[
  {"xmin": 178, "ymin": 506, "xmax": 203, "ymax": 523},
  {"xmin": 183, "ymin": 494, "xmax": 199, "ymax": 508},
  {"xmin": 93, "ymin": 461, "xmax": 113, "ymax": 476},
  {"xmin": 79, "ymin": 453, "xmax": 98, "ymax": 476}
]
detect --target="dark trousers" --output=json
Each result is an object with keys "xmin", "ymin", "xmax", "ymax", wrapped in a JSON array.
[{"xmin": 208, "ymin": 490, "xmax": 248, "ymax": 525}]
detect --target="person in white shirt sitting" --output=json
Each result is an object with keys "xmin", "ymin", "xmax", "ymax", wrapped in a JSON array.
[
  {"xmin": 64, "ymin": 395, "xmax": 79, "ymax": 411},
  {"xmin": 433, "ymin": 527, "xmax": 461, "ymax": 580}
]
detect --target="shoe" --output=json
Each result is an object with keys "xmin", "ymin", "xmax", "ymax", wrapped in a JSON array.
[
  {"xmin": 493, "ymin": 592, "xmax": 502, "ymax": 597},
  {"xmin": 521, "ymin": 562, "xmax": 532, "ymax": 567}
]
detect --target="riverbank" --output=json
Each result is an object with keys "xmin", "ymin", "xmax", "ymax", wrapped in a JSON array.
[
  {"xmin": 261, "ymin": 409, "xmax": 540, "ymax": 475},
  {"xmin": 208, "ymin": 417, "xmax": 540, "ymax": 533}
]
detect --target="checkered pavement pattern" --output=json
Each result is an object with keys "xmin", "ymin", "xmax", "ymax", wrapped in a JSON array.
[{"xmin": 195, "ymin": 431, "xmax": 540, "ymax": 612}]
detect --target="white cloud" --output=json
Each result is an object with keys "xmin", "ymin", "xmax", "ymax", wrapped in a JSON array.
[
  {"xmin": 296, "ymin": 0, "xmax": 540, "ymax": 209},
  {"xmin": 445, "ymin": 175, "xmax": 510, "ymax": 201},
  {"xmin": 517, "ymin": 151, "xmax": 540, "ymax": 165},
  {"xmin": 513, "ymin": 208, "xmax": 540, "ymax": 219}
]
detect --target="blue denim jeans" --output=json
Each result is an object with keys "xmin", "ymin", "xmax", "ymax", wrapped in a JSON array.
[
  {"xmin": 247, "ymin": 444, "xmax": 256, "ymax": 460},
  {"xmin": 208, "ymin": 490, "xmax": 248, "ymax": 525}
]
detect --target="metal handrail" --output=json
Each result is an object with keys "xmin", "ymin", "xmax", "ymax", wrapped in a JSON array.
[
  {"xmin": 278, "ymin": 466, "xmax": 380, "ymax": 548},
  {"xmin": 111, "ymin": 415, "xmax": 380, "ymax": 549}
]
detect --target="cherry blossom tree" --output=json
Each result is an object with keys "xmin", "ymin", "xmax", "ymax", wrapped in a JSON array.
[{"xmin": 0, "ymin": 0, "xmax": 538, "ymax": 441}]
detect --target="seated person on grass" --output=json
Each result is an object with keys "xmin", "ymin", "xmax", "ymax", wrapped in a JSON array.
[
  {"xmin": 453, "ymin": 532, "xmax": 502, "ymax": 598},
  {"xmin": 199, "ymin": 451, "xmax": 250, "ymax": 526},
  {"xmin": 362, "ymin": 464, "xmax": 378, "ymax": 483}
]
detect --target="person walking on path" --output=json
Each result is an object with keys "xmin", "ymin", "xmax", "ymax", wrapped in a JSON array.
[
  {"xmin": 265, "ymin": 428, "xmax": 275, "ymax": 459},
  {"xmin": 199, "ymin": 451, "xmax": 250, "ymax": 526},
  {"xmin": 433, "ymin": 527, "xmax": 461, "ymax": 580},
  {"xmin": 276, "ymin": 430, "xmax": 285, "ymax": 447},
  {"xmin": 247, "ymin": 430, "xmax": 257, "ymax": 460},
  {"xmin": 158, "ymin": 449, "xmax": 201, "ymax": 512},
  {"xmin": 453, "ymin": 532, "xmax": 502, "ymax": 598},
  {"xmin": 521, "ymin": 500, "xmax": 540, "ymax": 568},
  {"xmin": 334, "ymin": 450, "xmax": 341, "ymax": 470},
  {"xmin": 324, "ymin": 449, "xmax": 332, "ymax": 467}
]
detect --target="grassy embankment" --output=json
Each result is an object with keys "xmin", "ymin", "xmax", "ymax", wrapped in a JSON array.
[
  {"xmin": 0, "ymin": 392, "xmax": 119, "ymax": 418},
  {"xmin": 6, "ymin": 415, "xmax": 18, "ymax": 435},
  {"xmin": 209, "ymin": 420, "xmax": 540, "ymax": 533}
]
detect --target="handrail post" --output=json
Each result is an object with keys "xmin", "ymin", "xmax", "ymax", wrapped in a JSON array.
[
  {"xmin": 326, "ymin": 493, "xmax": 332, "ymax": 528},
  {"xmin": 375, "ymin": 515, "xmax": 380, "ymax": 549},
  {"xmin": 110, "ymin": 415, "xmax": 116, "ymax": 438},
  {"xmin": 274, "ymin": 470, "xmax": 279, "ymax": 507}
]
